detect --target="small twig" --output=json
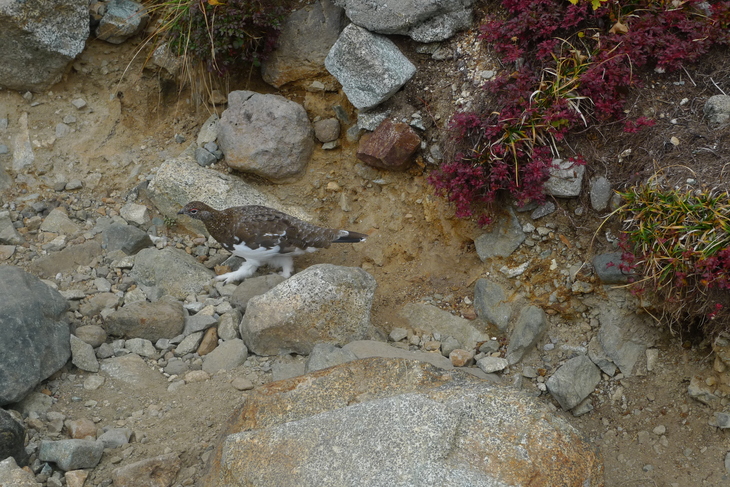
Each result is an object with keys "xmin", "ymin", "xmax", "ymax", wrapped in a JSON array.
[
  {"xmin": 711, "ymin": 77, "xmax": 727, "ymax": 95},
  {"xmin": 681, "ymin": 66, "xmax": 696, "ymax": 87}
]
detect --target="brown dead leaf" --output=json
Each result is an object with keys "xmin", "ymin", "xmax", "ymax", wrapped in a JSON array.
[
  {"xmin": 559, "ymin": 234, "xmax": 572, "ymax": 248},
  {"xmin": 609, "ymin": 21, "xmax": 628, "ymax": 35}
]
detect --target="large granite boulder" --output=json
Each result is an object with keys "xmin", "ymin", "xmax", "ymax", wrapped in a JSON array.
[
  {"xmin": 0, "ymin": 0, "xmax": 89, "ymax": 91},
  {"xmin": 202, "ymin": 358, "xmax": 604, "ymax": 487}
]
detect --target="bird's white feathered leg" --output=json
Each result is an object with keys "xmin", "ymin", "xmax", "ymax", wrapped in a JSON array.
[
  {"xmin": 215, "ymin": 260, "xmax": 260, "ymax": 284},
  {"xmin": 268, "ymin": 255, "xmax": 295, "ymax": 278}
]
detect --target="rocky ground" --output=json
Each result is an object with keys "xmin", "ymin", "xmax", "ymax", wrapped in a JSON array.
[{"xmin": 2, "ymin": 24, "xmax": 730, "ymax": 487}]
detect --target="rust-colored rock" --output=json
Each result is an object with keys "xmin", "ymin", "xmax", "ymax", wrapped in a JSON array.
[
  {"xmin": 65, "ymin": 418, "xmax": 96, "ymax": 440},
  {"xmin": 197, "ymin": 327, "xmax": 218, "ymax": 356},
  {"xmin": 357, "ymin": 119, "xmax": 420, "ymax": 170}
]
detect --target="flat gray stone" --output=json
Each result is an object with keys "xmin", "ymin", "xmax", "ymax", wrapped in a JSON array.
[
  {"xmin": 399, "ymin": 303, "xmax": 488, "ymax": 351},
  {"xmin": 39, "ymin": 439, "xmax": 104, "ymax": 471},
  {"xmin": 202, "ymin": 339, "xmax": 248, "ymax": 374},
  {"xmin": 547, "ymin": 355, "xmax": 601, "ymax": 410},
  {"xmin": 70, "ymin": 335, "xmax": 99, "ymax": 372},
  {"xmin": 544, "ymin": 159, "xmax": 585, "ymax": 198},
  {"xmin": 473, "ymin": 278, "xmax": 513, "ymax": 331},
  {"xmin": 474, "ymin": 208, "xmax": 525, "ymax": 261},
  {"xmin": 305, "ymin": 343, "xmax": 358, "ymax": 372}
]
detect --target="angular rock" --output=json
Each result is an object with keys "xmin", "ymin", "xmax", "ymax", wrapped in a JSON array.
[
  {"xmin": 0, "ymin": 457, "xmax": 39, "ymax": 487},
  {"xmin": 217, "ymin": 91, "xmax": 314, "ymax": 183},
  {"xmin": 96, "ymin": 0, "xmax": 148, "ymax": 45},
  {"xmin": 343, "ymin": 340, "xmax": 452, "ymax": 370},
  {"xmin": 119, "ymin": 202, "xmax": 150, "ymax": 226},
  {"xmin": 79, "ymin": 292, "xmax": 121, "ymax": 318},
  {"xmin": 474, "ymin": 208, "xmax": 526, "ymax": 261},
  {"xmin": 594, "ymin": 304, "xmax": 655, "ymax": 377},
  {"xmin": 476, "ymin": 356, "xmax": 508, "ymax": 374},
  {"xmin": 0, "ymin": 212, "xmax": 24, "ymax": 246},
  {"xmin": 262, "ymin": 0, "xmax": 346, "ymax": 88},
  {"xmin": 357, "ymin": 119, "xmax": 420, "ymax": 170},
  {"xmin": 183, "ymin": 313, "xmax": 218, "ymax": 335},
  {"xmin": 0, "ymin": 0, "xmax": 89, "ymax": 92},
  {"xmin": 0, "ymin": 267, "xmax": 69, "ymax": 405},
  {"xmin": 240, "ymin": 264, "xmax": 377, "ymax": 355},
  {"xmin": 218, "ymin": 310, "xmax": 242, "ymax": 341},
  {"xmin": 112, "ymin": 452, "xmax": 181, "ymax": 487},
  {"xmin": 305, "ymin": 343, "xmax": 358, "ymax": 372},
  {"xmin": 39, "ymin": 439, "xmax": 104, "ymax": 471},
  {"xmin": 202, "ymin": 339, "xmax": 248, "ymax": 374},
  {"xmin": 473, "ymin": 278, "xmax": 513, "ymax": 331},
  {"xmin": 546, "ymin": 355, "xmax": 601, "ymax": 410},
  {"xmin": 0, "ymin": 408, "xmax": 27, "ymax": 466},
  {"xmin": 102, "ymin": 223, "xmax": 153, "ymax": 255},
  {"xmin": 544, "ymin": 159, "xmax": 586, "ymax": 197},
  {"xmin": 325, "ymin": 24, "xmax": 416, "ymax": 110},
  {"xmin": 40, "ymin": 208, "xmax": 80, "ymax": 236},
  {"xmin": 98, "ymin": 428, "xmax": 132, "ymax": 449},
  {"xmin": 65, "ymin": 418, "xmax": 97, "ymax": 440},
  {"xmin": 11, "ymin": 112, "xmax": 34, "ymax": 172},
  {"xmin": 70, "ymin": 335, "xmax": 100, "ymax": 373},
  {"xmin": 130, "ymin": 247, "xmax": 213, "ymax": 300},
  {"xmin": 108, "ymin": 296, "xmax": 171, "ymax": 329},
  {"xmin": 399, "ymin": 303, "xmax": 488, "ymax": 351},
  {"xmin": 12, "ymin": 392, "xmax": 53, "ymax": 417},
  {"xmin": 203, "ymin": 358, "xmax": 604, "ymax": 487},
  {"xmin": 174, "ymin": 332, "xmax": 204, "ymax": 356},
  {"xmin": 448, "ymin": 349, "xmax": 474, "ymax": 367},
  {"xmin": 229, "ymin": 274, "xmax": 287, "ymax": 311},
  {"xmin": 124, "ymin": 338, "xmax": 157, "ymax": 358},
  {"xmin": 197, "ymin": 327, "xmax": 218, "ymax": 356},
  {"xmin": 587, "ymin": 336, "xmax": 617, "ymax": 377},
  {"xmin": 333, "ymin": 0, "xmax": 474, "ymax": 42},
  {"xmin": 505, "ymin": 305, "xmax": 548, "ymax": 365}
]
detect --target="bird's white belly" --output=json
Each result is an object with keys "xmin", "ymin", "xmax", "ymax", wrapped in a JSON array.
[{"xmin": 230, "ymin": 243, "xmax": 317, "ymax": 263}]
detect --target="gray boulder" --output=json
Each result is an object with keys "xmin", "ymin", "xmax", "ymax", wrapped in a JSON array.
[
  {"xmin": 262, "ymin": 0, "xmax": 346, "ymax": 88},
  {"xmin": 69, "ymin": 335, "xmax": 99, "ymax": 373},
  {"xmin": 0, "ymin": 0, "xmax": 88, "ymax": 92},
  {"xmin": 240, "ymin": 264, "xmax": 377, "ymax": 355},
  {"xmin": 589, "ymin": 176, "xmax": 612, "ymax": 212},
  {"xmin": 217, "ymin": 91, "xmax": 314, "ymax": 183},
  {"xmin": 130, "ymin": 247, "xmax": 213, "ymax": 300},
  {"xmin": 546, "ymin": 355, "xmax": 601, "ymax": 410},
  {"xmin": 0, "ymin": 266, "xmax": 69, "ymax": 406},
  {"xmin": 593, "ymin": 252, "xmax": 635, "ymax": 284},
  {"xmin": 325, "ymin": 24, "xmax": 416, "ymax": 110},
  {"xmin": 203, "ymin": 358, "xmax": 604, "ymax": 486},
  {"xmin": 334, "ymin": 0, "xmax": 474, "ymax": 42}
]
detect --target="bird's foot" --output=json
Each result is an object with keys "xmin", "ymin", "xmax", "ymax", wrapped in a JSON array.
[{"xmin": 215, "ymin": 262, "xmax": 258, "ymax": 284}]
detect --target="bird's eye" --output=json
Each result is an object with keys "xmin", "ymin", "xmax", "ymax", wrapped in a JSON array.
[{"xmin": 189, "ymin": 209, "xmax": 198, "ymax": 214}]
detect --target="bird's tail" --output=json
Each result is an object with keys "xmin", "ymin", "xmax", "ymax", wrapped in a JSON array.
[{"xmin": 333, "ymin": 230, "xmax": 367, "ymax": 243}]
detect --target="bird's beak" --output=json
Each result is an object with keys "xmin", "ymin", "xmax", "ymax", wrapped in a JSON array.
[{"xmin": 177, "ymin": 208, "xmax": 185, "ymax": 215}]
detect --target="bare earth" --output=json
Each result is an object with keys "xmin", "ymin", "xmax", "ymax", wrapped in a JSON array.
[{"xmin": 2, "ymin": 28, "xmax": 730, "ymax": 486}]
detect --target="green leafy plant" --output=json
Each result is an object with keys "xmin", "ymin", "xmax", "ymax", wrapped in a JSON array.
[{"xmin": 615, "ymin": 182, "xmax": 730, "ymax": 332}]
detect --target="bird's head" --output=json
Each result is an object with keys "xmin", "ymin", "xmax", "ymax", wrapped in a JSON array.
[{"xmin": 177, "ymin": 201, "xmax": 215, "ymax": 221}]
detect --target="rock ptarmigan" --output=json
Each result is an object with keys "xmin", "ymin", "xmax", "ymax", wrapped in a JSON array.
[{"xmin": 177, "ymin": 201, "xmax": 367, "ymax": 283}]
